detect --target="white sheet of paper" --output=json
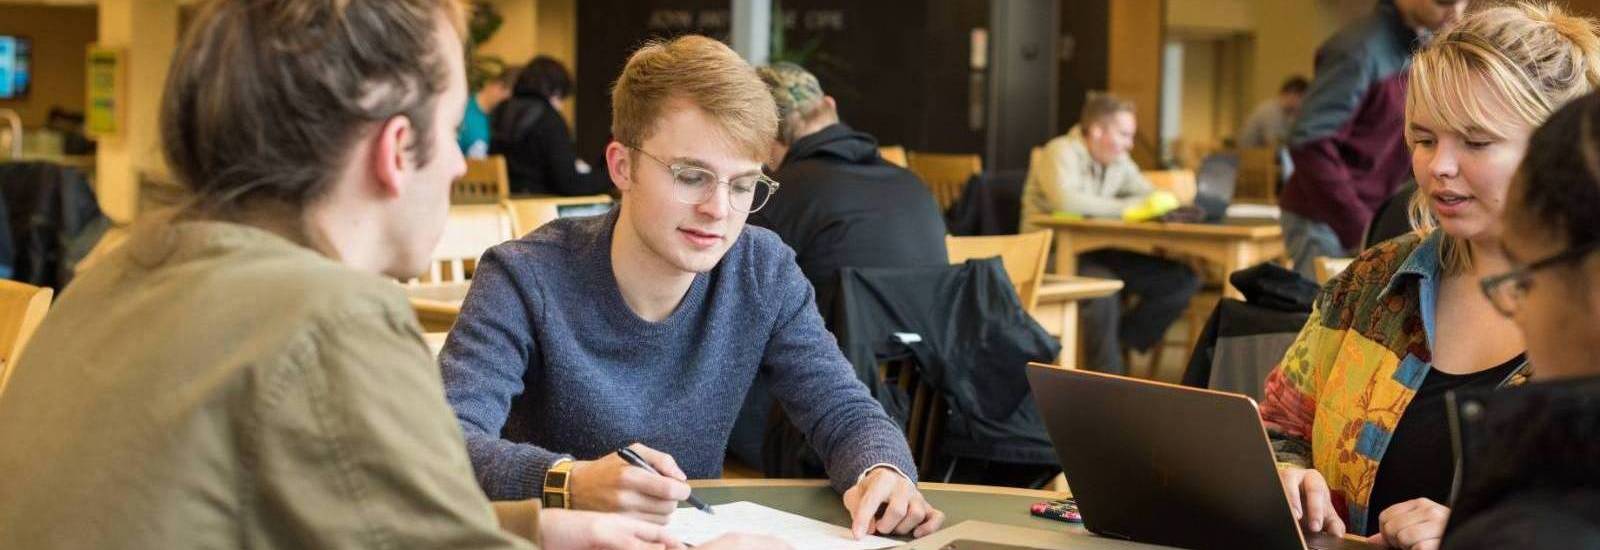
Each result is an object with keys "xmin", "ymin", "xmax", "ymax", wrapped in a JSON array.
[{"xmin": 666, "ymin": 501, "xmax": 900, "ymax": 550}]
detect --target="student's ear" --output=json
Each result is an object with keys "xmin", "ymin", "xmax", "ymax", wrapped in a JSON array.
[
  {"xmin": 606, "ymin": 141, "xmax": 634, "ymax": 192},
  {"xmin": 370, "ymin": 115, "xmax": 413, "ymax": 198},
  {"xmin": 1584, "ymin": 255, "xmax": 1600, "ymax": 318}
]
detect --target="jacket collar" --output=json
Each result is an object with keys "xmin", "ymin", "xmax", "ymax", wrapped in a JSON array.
[
  {"xmin": 1380, "ymin": 231, "xmax": 1443, "ymax": 349},
  {"xmin": 781, "ymin": 123, "xmax": 878, "ymax": 166},
  {"xmin": 125, "ymin": 217, "xmax": 320, "ymax": 270}
]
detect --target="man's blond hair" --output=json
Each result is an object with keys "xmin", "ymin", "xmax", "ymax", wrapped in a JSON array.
[
  {"xmin": 611, "ymin": 35, "xmax": 778, "ymax": 161},
  {"xmin": 1081, "ymin": 91, "xmax": 1136, "ymax": 128}
]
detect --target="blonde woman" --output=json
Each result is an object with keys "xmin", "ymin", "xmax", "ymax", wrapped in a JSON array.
[{"xmin": 1259, "ymin": 4, "xmax": 1600, "ymax": 549}]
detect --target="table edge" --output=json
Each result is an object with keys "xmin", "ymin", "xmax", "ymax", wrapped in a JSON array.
[{"xmin": 688, "ymin": 479, "xmax": 1067, "ymax": 499}]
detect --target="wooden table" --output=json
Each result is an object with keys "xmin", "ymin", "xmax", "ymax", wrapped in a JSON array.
[
  {"xmin": 685, "ymin": 479, "xmax": 1177, "ymax": 549},
  {"xmin": 1028, "ymin": 216, "xmax": 1286, "ymax": 299},
  {"xmin": 1032, "ymin": 275, "xmax": 1124, "ymax": 370},
  {"xmin": 406, "ymin": 281, "xmax": 470, "ymax": 332}
]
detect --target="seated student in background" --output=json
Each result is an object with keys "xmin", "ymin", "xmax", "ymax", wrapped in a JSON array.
[
  {"xmin": 441, "ymin": 35, "xmax": 945, "ymax": 540},
  {"xmin": 0, "ymin": 1, "xmax": 685, "ymax": 548},
  {"xmin": 731, "ymin": 61, "xmax": 949, "ymax": 471},
  {"xmin": 491, "ymin": 56, "xmax": 609, "ymax": 196},
  {"xmin": 1260, "ymin": 5, "xmax": 1600, "ymax": 547},
  {"xmin": 460, "ymin": 64, "xmax": 518, "ymax": 158},
  {"xmin": 1439, "ymin": 88, "xmax": 1600, "ymax": 550},
  {"xmin": 1019, "ymin": 92, "xmax": 1200, "ymax": 376},
  {"xmin": 1237, "ymin": 75, "xmax": 1309, "ymax": 149}
]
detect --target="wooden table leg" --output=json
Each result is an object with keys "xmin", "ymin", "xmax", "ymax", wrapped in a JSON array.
[
  {"xmin": 1222, "ymin": 242, "xmax": 1261, "ymax": 300},
  {"xmin": 1058, "ymin": 302, "xmax": 1078, "ymax": 369},
  {"xmin": 1052, "ymin": 229, "xmax": 1077, "ymax": 276}
]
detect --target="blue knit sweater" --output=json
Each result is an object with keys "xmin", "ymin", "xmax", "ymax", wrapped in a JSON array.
[{"xmin": 439, "ymin": 209, "xmax": 916, "ymax": 500}]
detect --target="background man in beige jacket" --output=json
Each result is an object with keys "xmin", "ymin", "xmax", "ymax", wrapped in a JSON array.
[{"xmin": 1019, "ymin": 92, "xmax": 1200, "ymax": 376}]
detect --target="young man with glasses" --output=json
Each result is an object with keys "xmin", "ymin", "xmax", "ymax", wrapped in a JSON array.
[{"xmin": 439, "ymin": 35, "xmax": 944, "ymax": 541}]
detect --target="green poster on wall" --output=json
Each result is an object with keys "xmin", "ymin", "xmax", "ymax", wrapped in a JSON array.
[{"xmin": 86, "ymin": 46, "xmax": 122, "ymax": 138}]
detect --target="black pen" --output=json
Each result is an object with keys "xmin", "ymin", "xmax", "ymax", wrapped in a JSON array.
[{"xmin": 615, "ymin": 447, "xmax": 713, "ymax": 514}]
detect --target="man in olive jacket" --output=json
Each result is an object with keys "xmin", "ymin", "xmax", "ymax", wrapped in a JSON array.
[{"xmin": 0, "ymin": 2, "xmax": 701, "ymax": 549}]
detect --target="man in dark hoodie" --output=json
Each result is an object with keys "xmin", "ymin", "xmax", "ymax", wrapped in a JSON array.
[
  {"xmin": 731, "ymin": 63, "xmax": 949, "ymax": 472},
  {"xmin": 750, "ymin": 62, "xmax": 949, "ymax": 317}
]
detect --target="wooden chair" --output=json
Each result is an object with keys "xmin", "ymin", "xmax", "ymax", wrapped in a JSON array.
[
  {"xmin": 502, "ymin": 194, "xmax": 614, "ymax": 237},
  {"xmin": 1142, "ymin": 169, "xmax": 1197, "ymax": 205},
  {"xmin": 1314, "ymin": 257, "xmax": 1354, "ymax": 285},
  {"xmin": 907, "ymin": 152, "xmax": 981, "ymax": 212},
  {"xmin": 1235, "ymin": 147, "xmax": 1279, "ymax": 203},
  {"xmin": 0, "ymin": 280, "xmax": 54, "ymax": 398},
  {"xmin": 945, "ymin": 231, "xmax": 1053, "ymax": 313},
  {"xmin": 422, "ymin": 204, "xmax": 514, "ymax": 283},
  {"xmin": 878, "ymin": 145, "xmax": 909, "ymax": 168},
  {"xmin": 452, "ymin": 155, "xmax": 510, "ymax": 204}
]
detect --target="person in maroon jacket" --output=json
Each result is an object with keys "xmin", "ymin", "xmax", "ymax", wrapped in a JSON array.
[{"xmin": 1279, "ymin": 0, "xmax": 1466, "ymax": 279}]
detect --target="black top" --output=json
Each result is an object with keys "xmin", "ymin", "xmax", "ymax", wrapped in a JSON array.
[
  {"xmin": 489, "ymin": 95, "xmax": 610, "ymax": 196},
  {"xmin": 1366, "ymin": 354, "xmax": 1525, "ymax": 531},
  {"xmin": 749, "ymin": 123, "xmax": 949, "ymax": 320}
]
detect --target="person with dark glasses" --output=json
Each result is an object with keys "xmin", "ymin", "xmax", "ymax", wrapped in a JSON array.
[{"xmin": 1441, "ymin": 90, "xmax": 1600, "ymax": 550}]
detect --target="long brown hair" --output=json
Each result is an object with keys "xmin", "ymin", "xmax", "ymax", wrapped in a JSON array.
[{"xmin": 160, "ymin": 0, "xmax": 466, "ymax": 218}]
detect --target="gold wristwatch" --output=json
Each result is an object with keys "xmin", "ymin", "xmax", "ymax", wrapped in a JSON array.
[{"xmin": 542, "ymin": 458, "xmax": 576, "ymax": 509}]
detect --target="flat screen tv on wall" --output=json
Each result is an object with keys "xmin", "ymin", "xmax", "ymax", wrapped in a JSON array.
[{"xmin": 0, "ymin": 36, "xmax": 32, "ymax": 100}]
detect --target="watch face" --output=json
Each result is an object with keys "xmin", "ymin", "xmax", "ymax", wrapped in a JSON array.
[
  {"xmin": 546, "ymin": 471, "xmax": 568, "ymax": 486},
  {"xmin": 543, "ymin": 494, "xmax": 567, "ymax": 509}
]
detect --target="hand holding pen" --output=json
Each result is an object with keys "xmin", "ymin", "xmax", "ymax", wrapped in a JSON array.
[
  {"xmin": 566, "ymin": 442, "xmax": 699, "ymax": 524},
  {"xmin": 617, "ymin": 446, "xmax": 712, "ymax": 514}
]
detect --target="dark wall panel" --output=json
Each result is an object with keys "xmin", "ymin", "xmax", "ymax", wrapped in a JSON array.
[
  {"xmin": 575, "ymin": 0, "xmax": 988, "ymax": 160},
  {"xmin": 1057, "ymin": 0, "xmax": 1110, "ymax": 133}
]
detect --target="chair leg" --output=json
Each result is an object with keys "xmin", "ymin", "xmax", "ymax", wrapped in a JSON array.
[
  {"xmin": 917, "ymin": 390, "xmax": 944, "ymax": 476},
  {"xmin": 1148, "ymin": 341, "xmax": 1167, "ymax": 380}
]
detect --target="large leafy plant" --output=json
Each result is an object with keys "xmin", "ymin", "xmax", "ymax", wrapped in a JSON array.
[{"xmin": 466, "ymin": 1, "xmax": 507, "ymax": 92}]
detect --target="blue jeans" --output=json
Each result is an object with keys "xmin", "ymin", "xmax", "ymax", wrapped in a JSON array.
[{"xmin": 1282, "ymin": 211, "xmax": 1349, "ymax": 281}]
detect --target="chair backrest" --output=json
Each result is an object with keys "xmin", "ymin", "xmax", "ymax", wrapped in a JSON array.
[
  {"xmin": 1142, "ymin": 169, "xmax": 1197, "ymax": 205},
  {"xmin": 945, "ymin": 230, "xmax": 1053, "ymax": 312},
  {"xmin": 907, "ymin": 151, "xmax": 981, "ymax": 212},
  {"xmin": 0, "ymin": 108, "xmax": 21, "ymax": 159},
  {"xmin": 423, "ymin": 204, "xmax": 513, "ymax": 283},
  {"xmin": 452, "ymin": 155, "xmax": 510, "ymax": 204},
  {"xmin": 0, "ymin": 280, "xmax": 53, "ymax": 397},
  {"xmin": 1234, "ymin": 147, "xmax": 1278, "ymax": 203},
  {"xmin": 878, "ymin": 145, "xmax": 908, "ymax": 168},
  {"xmin": 502, "ymin": 194, "xmax": 614, "ymax": 237},
  {"xmin": 1365, "ymin": 180, "xmax": 1417, "ymax": 249}
]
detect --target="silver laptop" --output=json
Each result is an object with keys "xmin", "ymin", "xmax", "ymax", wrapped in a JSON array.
[{"xmin": 1025, "ymin": 363, "xmax": 1385, "ymax": 550}]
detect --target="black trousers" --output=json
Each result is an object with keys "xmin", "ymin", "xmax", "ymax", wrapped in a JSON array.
[{"xmin": 1078, "ymin": 249, "xmax": 1201, "ymax": 375}]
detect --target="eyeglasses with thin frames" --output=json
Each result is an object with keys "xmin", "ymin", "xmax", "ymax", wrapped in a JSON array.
[
  {"xmin": 630, "ymin": 147, "xmax": 780, "ymax": 214},
  {"xmin": 1480, "ymin": 241, "xmax": 1600, "ymax": 317}
]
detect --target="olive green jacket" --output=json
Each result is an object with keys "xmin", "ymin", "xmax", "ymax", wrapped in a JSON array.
[{"xmin": 0, "ymin": 220, "xmax": 536, "ymax": 549}]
